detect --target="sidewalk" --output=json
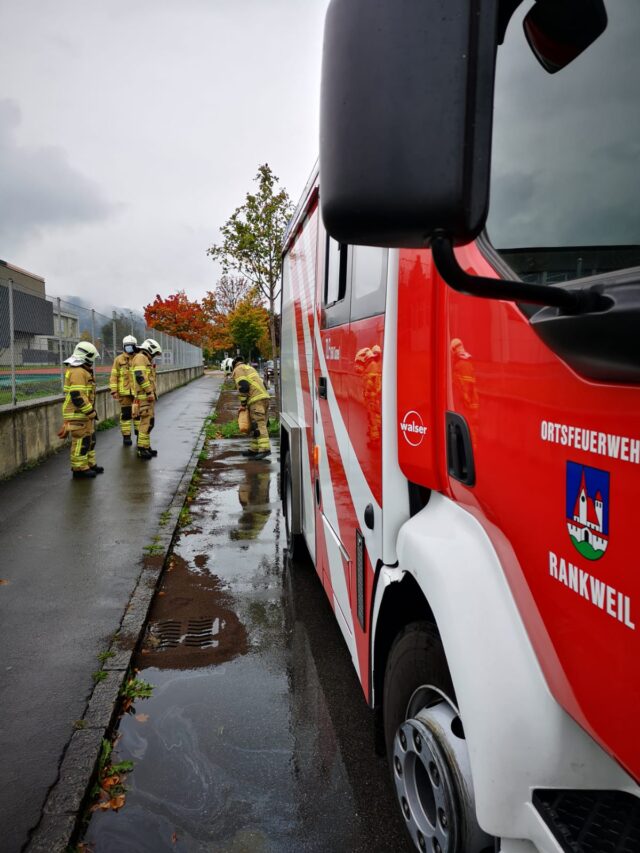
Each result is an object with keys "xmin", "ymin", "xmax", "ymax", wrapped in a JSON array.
[{"xmin": 0, "ymin": 373, "xmax": 221, "ymax": 853}]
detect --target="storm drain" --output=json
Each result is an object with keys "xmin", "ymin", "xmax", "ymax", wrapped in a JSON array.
[{"xmin": 151, "ymin": 618, "xmax": 221, "ymax": 650}]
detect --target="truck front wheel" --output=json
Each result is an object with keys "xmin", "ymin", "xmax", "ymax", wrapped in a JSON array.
[{"xmin": 383, "ymin": 622, "xmax": 493, "ymax": 853}]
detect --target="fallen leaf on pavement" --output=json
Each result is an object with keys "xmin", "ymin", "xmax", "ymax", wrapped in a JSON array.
[
  {"xmin": 135, "ymin": 713, "xmax": 150, "ymax": 723},
  {"xmin": 171, "ymin": 832, "xmax": 178, "ymax": 844},
  {"xmin": 102, "ymin": 775, "xmax": 121, "ymax": 789},
  {"xmin": 0, "ymin": 579, "xmax": 9, "ymax": 585},
  {"xmin": 109, "ymin": 793, "xmax": 126, "ymax": 810}
]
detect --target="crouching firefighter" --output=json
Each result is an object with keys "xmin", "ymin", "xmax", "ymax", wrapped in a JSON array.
[
  {"xmin": 110, "ymin": 334, "xmax": 138, "ymax": 446},
  {"xmin": 61, "ymin": 342, "xmax": 104, "ymax": 479},
  {"xmin": 231, "ymin": 356, "xmax": 271, "ymax": 459},
  {"xmin": 130, "ymin": 338, "xmax": 162, "ymax": 460}
]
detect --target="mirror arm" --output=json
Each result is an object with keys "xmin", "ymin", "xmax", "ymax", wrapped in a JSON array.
[{"xmin": 430, "ymin": 232, "xmax": 607, "ymax": 314}]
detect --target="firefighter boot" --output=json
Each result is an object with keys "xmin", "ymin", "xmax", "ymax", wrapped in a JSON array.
[
  {"xmin": 72, "ymin": 469, "xmax": 97, "ymax": 479},
  {"xmin": 137, "ymin": 447, "xmax": 153, "ymax": 460},
  {"xmin": 91, "ymin": 465, "xmax": 105, "ymax": 474},
  {"xmin": 123, "ymin": 436, "xmax": 133, "ymax": 446},
  {"xmin": 148, "ymin": 448, "xmax": 158, "ymax": 457},
  {"xmin": 253, "ymin": 451, "xmax": 272, "ymax": 461}
]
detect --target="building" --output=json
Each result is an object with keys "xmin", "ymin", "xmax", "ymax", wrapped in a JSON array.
[
  {"xmin": 0, "ymin": 260, "xmax": 54, "ymax": 366},
  {"xmin": 33, "ymin": 306, "xmax": 80, "ymax": 361}
]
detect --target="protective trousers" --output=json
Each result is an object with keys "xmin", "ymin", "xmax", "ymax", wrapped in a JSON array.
[
  {"xmin": 118, "ymin": 394, "xmax": 134, "ymax": 437},
  {"xmin": 248, "ymin": 400, "xmax": 270, "ymax": 453},
  {"xmin": 137, "ymin": 401, "xmax": 155, "ymax": 449},
  {"xmin": 69, "ymin": 420, "xmax": 96, "ymax": 471}
]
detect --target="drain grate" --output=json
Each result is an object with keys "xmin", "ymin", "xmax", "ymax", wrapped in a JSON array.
[{"xmin": 152, "ymin": 617, "xmax": 221, "ymax": 651}]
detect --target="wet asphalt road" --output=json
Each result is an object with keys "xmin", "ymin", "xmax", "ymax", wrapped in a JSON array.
[
  {"xmin": 0, "ymin": 374, "xmax": 220, "ymax": 853},
  {"xmin": 84, "ymin": 439, "xmax": 409, "ymax": 853}
]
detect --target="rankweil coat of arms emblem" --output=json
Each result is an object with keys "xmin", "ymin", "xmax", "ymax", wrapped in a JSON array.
[{"xmin": 566, "ymin": 461, "xmax": 609, "ymax": 561}]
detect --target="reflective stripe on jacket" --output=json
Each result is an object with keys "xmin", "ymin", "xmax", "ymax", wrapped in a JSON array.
[
  {"xmin": 232, "ymin": 363, "xmax": 270, "ymax": 406},
  {"xmin": 62, "ymin": 366, "xmax": 95, "ymax": 421},
  {"xmin": 110, "ymin": 352, "xmax": 133, "ymax": 395},
  {"xmin": 130, "ymin": 352, "xmax": 156, "ymax": 400}
]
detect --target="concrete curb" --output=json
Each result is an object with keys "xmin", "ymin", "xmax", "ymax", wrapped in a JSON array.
[{"xmin": 26, "ymin": 406, "xmax": 213, "ymax": 853}]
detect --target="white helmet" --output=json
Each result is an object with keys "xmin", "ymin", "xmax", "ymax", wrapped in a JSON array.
[
  {"xmin": 139, "ymin": 338, "xmax": 162, "ymax": 358},
  {"xmin": 66, "ymin": 341, "xmax": 99, "ymax": 367},
  {"xmin": 123, "ymin": 334, "xmax": 137, "ymax": 348}
]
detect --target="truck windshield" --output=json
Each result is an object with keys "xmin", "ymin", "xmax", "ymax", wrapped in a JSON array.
[{"xmin": 486, "ymin": 0, "xmax": 640, "ymax": 284}]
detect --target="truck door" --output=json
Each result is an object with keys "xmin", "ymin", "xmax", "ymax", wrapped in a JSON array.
[
  {"xmin": 314, "ymin": 233, "xmax": 355, "ymax": 646},
  {"xmin": 344, "ymin": 246, "xmax": 387, "ymax": 643},
  {"xmin": 313, "ymin": 235, "xmax": 388, "ymax": 680}
]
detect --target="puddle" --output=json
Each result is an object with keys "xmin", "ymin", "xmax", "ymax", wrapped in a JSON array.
[{"xmin": 83, "ymin": 440, "xmax": 408, "ymax": 852}]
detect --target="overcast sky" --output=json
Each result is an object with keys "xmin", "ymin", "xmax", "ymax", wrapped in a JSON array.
[{"xmin": 0, "ymin": 0, "xmax": 329, "ymax": 312}]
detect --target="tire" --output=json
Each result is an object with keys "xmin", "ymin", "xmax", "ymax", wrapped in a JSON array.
[
  {"xmin": 283, "ymin": 451, "xmax": 304, "ymax": 560},
  {"xmin": 383, "ymin": 623, "xmax": 494, "ymax": 853},
  {"xmin": 383, "ymin": 622, "xmax": 454, "ymax": 852},
  {"xmin": 383, "ymin": 621, "xmax": 454, "ymax": 761}
]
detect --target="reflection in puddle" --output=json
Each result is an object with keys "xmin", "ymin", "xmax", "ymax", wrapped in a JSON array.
[
  {"xmin": 231, "ymin": 468, "xmax": 272, "ymax": 542},
  {"xmin": 83, "ymin": 440, "xmax": 407, "ymax": 852}
]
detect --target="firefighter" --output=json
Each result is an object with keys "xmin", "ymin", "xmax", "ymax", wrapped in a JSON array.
[
  {"xmin": 131, "ymin": 338, "xmax": 162, "ymax": 460},
  {"xmin": 61, "ymin": 341, "xmax": 104, "ymax": 479},
  {"xmin": 110, "ymin": 334, "xmax": 138, "ymax": 446},
  {"xmin": 231, "ymin": 356, "xmax": 271, "ymax": 459}
]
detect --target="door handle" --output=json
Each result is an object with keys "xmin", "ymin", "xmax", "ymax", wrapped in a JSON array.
[
  {"xmin": 318, "ymin": 376, "xmax": 327, "ymax": 399},
  {"xmin": 446, "ymin": 412, "xmax": 475, "ymax": 486}
]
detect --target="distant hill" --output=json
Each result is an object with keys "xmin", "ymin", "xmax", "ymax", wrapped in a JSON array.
[{"xmin": 58, "ymin": 295, "xmax": 145, "ymax": 338}]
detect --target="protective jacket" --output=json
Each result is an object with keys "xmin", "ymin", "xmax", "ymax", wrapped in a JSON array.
[
  {"xmin": 62, "ymin": 365, "xmax": 96, "ymax": 421},
  {"xmin": 232, "ymin": 363, "xmax": 270, "ymax": 406},
  {"xmin": 110, "ymin": 352, "xmax": 134, "ymax": 396},
  {"xmin": 130, "ymin": 352, "xmax": 156, "ymax": 400}
]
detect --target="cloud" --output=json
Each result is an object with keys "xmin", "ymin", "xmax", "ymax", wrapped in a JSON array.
[{"xmin": 0, "ymin": 99, "xmax": 116, "ymax": 247}]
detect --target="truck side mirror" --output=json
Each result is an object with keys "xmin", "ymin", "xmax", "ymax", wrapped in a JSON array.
[
  {"xmin": 319, "ymin": 0, "xmax": 500, "ymax": 249},
  {"xmin": 523, "ymin": 0, "xmax": 607, "ymax": 74}
]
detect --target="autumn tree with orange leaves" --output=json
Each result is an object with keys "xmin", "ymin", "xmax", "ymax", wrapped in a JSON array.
[
  {"xmin": 143, "ymin": 291, "xmax": 210, "ymax": 346},
  {"xmin": 144, "ymin": 278, "xmax": 272, "ymax": 362}
]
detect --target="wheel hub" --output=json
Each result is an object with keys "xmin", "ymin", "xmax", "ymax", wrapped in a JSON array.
[{"xmin": 392, "ymin": 691, "xmax": 492, "ymax": 853}]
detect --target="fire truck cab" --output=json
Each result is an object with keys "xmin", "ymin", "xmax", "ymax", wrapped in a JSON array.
[{"xmin": 280, "ymin": 2, "xmax": 640, "ymax": 851}]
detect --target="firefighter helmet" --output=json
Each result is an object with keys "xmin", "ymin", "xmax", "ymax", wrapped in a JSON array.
[
  {"xmin": 139, "ymin": 338, "xmax": 162, "ymax": 358},
  {"xmin": 70, "ymin": 341, "xmax": 99, "ymax": 366},
  {"xmin": 123, "ymin": 334, "xmax": 137, "ymax": 348}
]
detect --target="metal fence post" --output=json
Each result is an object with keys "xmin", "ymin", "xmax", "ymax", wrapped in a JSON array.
[
  {"xmin": 112, "ymin": 311, "xmax": 117, "ymax": 360},
  {"xmin": 91, "ymin": 308, "xmax": 96, "ymax": 346},
  {"xmin": 57, "ymin": 297, "xmax": 64, "ymax": 392},
  {"xmin": 8, "ymin": 278, "xmax": 16, "ymax": 406}
]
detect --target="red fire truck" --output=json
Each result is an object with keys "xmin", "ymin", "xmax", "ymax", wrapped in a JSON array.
[{"xmin": 280, "ymin": 1, "xmax": 640, "ymax": 851}]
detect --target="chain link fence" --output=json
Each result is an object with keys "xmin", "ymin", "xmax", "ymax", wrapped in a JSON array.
[{"xmin": 0, "ymin": 272, "xmax": 202, "ymax": 408}]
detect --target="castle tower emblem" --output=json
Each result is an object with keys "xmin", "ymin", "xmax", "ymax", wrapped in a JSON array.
[{"xmin": 566, "ymin": 461, "xmax": 609, "ymax": 561}]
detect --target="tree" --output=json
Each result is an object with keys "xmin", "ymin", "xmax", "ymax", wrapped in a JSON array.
[
  {"xmin": 226, "ymin": 298, "xmax": 270, "ymax": 362},
  {"xmin": 143, "ymin": 290, "xmax": 209, "ymax": 346},
  {"xmin": 207, "ymin": 275, "xmax": 254, "ymax": 315},
  {"xmin": 207, "ymin": 164, "xmax": 293, "ymax": 403}
]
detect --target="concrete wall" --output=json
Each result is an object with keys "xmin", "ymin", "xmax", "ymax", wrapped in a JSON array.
[{"xmin": 0, "ymin": 366, "xmax": 203, "ymax": 479}]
